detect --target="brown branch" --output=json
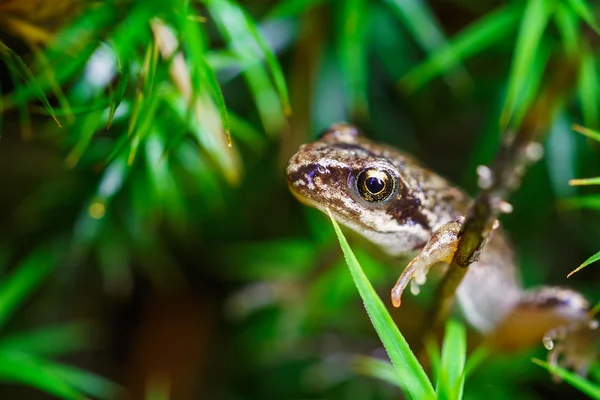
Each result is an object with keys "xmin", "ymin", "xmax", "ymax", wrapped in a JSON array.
[{"xmin": 424, "ymin": 57, "xmax": 579, "ymax": 334}]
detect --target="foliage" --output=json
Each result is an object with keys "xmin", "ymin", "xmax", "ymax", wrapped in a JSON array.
[{"xmin": 0, "ymin": 0, "xmax": 599, "ymax": 399}]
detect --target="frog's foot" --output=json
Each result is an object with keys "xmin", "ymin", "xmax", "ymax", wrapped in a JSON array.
[
  {"xmin": 492, "ymin": 287, "xmax": 600, "ymax": 379},
  {"xmin": 544, "ymin": 318, "xmax": 600, "ymax": 380},
  {"xmin": 391, "ymin": 217, "xmax": 463, "ymax": 307}
]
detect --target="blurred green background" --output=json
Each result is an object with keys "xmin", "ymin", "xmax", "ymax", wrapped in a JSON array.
[{"xmin": 0, "ymin": 0, "xmax": 600, "ymax": 398}]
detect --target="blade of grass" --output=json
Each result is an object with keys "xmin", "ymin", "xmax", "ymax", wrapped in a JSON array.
[
  {"xmin": 439, "ymin": 319, "xmax": 466, "ymax": 400},
  {"xmin": 500, "ymin": 0, "xmax": 553, "ymax": 128},
  {"xmin": 566, "ymin": 0, "xmax": 600, "ymax": 35},
  {"xmin": 554, "ymin": 2, "xmax": 579, "ymax": 56},
  {"xmin": 567, "ymin": 250, "xmax": 600, "ymax": 277},
  {"xmin": 384, "ymin": 0, "xmax": 470, "ymax": 92},
  {"xmin": 327, "ymin": 210, "xmax": 435, "ymax": 400},
  {"xmin": 561, "ymin": 194, "xmax": 600, "ymax": 210},
  {"xmin": 401, "ymin": 4, "xmax": 521, "ymax": 93},
  {"xmin": 532, "ymin": 358, "xmax": 600, "ymax": 399},
  {"xmin": 48, "ymin": 363, "xmax": 123, "ymax": 400},
  {"xmin": 352, "ymin": 355, "xmax": 404, "ymax": 390},
  {"xmin": 208, "ymin": 0, "xmax": 287, "ymax": 135},
  {"xmin": 572, "ymin": 124, "xmax": 600, "ymax": 142},
  {"xmin": 181, "ymin": 11, "xmax": 231, "ymax": 142},
  {"xmin": 339, "ymin": 0, "xmax": 368, "ymax": 117},
  {"xmin": 0, "ymin": 322, "xmax": 97, "ymax": 356},
  {"xmin": 0, "ymin": 352, "xmax": 84, "ymax": 400},
  {"xmin": 569, "ymin": 177, "xmax": 600, "ymax": 186},
  {"xmin": 578, "ymin": 48, "xmax": 599, "ymax": 128},
  {"xmin": 0, "ymin": 40, "xmax": 61, "ymax": 128},
  {"xmin": 240, "ymin": 7, "xmax": 291, "ymax": 116},
  {"xmin": 0, "ymin": 248, "xmax": 57, "ymax": 331}
]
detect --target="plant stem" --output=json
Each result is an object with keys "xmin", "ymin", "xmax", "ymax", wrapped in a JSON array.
[{"xmin": 424, "ymin": 57, "xmax": 578, "ymax": 334}]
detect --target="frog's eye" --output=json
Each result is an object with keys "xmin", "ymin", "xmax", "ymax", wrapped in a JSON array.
[{"xmin": 356, "ymin": 169, "xmax": 395, "ymax": 202}]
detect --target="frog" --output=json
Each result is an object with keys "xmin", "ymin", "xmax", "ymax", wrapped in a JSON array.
[{"xmin": 286, "ymin": 122, "xmax": 599, "ymax": 375}]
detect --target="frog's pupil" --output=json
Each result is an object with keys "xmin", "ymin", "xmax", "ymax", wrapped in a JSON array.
[{"xmin": 366, "ymin": 176, "xmax": 385, "ymax": 194}]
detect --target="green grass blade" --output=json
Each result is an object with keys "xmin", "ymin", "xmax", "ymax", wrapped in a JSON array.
[
  {"xmin": 352, "ymin": 355, "xmax": 405, "ymax": 390},
  {"xmin": 569, "ymin": 177, "xmax": 600, "ymax": 186},
  {"xmin": 463, "ymin": 346, "xmax": 490, "ymax": 378},
  {"xmin": 439, "ymin": 319, "xmax": 466, "ymax": 400},
  {"xmin": 561, "ymin": 194, "xmax": 600, "ymax": 210},
  {"xmin": 567, "ymin": 249, "xmax": 600, "ymax": 277},
  {"xmin": 573, "ymin": 124, "xmax": 600, "ymax": 142},
  {"xmin": 47, "ymin": 363, "xmax": 123, "ymax": 400},
  {"xmin": 578, "ymin": 48, "xmax": 599, "ymax": 128},
  {"xmin": 0, "ymin": 322, "xmax": 97, "ymax": 356},
  {"xmin": 0, "ymin": 248, "xmax": 57, "ymax": 331},
  {"xmin": 500, "ymin": 0, "xmax": 553, "ymax": 128},
  {"xmin": 107, "ymin": 62, "xmax": 130, "ymax": 130},
  {"xmin": 566, "ymin": 0, "xmax": 600, "ymax": 35},
  {"xmin": 384, "ymin": 0, "xmax": 469, "ymax": 92},
  {"xmin": 241, "ymin": 7, "xmax": 291, "ymax": 116},
  {"xmin": 327, "ymin": 210, "xmax": 435, "ymax": 400},
  {"xmin": 0, "ymin": 352, "xmax": 84, "ymax": 400},
  {"xmin": 554, "ymin": 2, "xmax": 579, "ymax": 55},
  {"xmin": 181, "ymin": 11, "xmax": 231, "ymax": 141},
  {"xmin": 532, "ymin": 358, "xmax": 600, "ymax": 399},
  {"xmin": 401, "ymin": 4, "xmax": 521, "ymax": 93},
  {"xmin": 0, "ymin": 41, "xmax": 61, "ymax": 128},
  {"xmin": 207, "ymin": 0, "xmax": 288, "ymax": 133},
  {"xmin": 339, "ymin": 0, "xmax": 368, "ymax": 116}
]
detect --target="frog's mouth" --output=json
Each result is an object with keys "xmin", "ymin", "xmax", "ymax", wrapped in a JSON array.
[{"xmin": 286, "ymin": 175, "xmax": 318, "ymax": 208}]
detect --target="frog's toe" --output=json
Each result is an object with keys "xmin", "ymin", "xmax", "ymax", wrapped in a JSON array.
[{"xmin": 544, "ymin": 319, "xmax": 600, "ymax": 378}]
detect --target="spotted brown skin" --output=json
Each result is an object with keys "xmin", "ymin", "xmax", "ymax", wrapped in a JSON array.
[
  {"xmin": 287, "ymin": 123, "xmax": 466, "ymax": 256},
  {"xmin": 287, "ymin": 123, "xmax": 599, "ymax": 375}
]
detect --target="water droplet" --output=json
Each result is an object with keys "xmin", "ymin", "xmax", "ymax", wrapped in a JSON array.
[
  {"xmin": 543, "ymin": 336, "xmax": 554, "ymax": 350},
  {"xmin": 410, "ymin": 281, "xmax": 421, "ymax": 296}
]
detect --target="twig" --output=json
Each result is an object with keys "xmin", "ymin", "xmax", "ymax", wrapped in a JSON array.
[{"xmin": 424, "ymin": 57, "xmax": 578, "ymax": 334}]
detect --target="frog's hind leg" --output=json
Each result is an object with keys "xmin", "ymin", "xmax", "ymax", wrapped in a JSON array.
[{"xmin": 489, "ymin": 286, "xmax": 599, "ymax": 376}]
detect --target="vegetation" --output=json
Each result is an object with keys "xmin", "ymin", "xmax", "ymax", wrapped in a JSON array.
[{"xmin": 0, "ymin": 0, "xmax": 600, "ymax": 398}]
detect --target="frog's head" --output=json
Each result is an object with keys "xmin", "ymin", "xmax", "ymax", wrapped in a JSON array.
[{"xmin": 286, "ymin": 123, "xmax": 432, "ymax": 255}]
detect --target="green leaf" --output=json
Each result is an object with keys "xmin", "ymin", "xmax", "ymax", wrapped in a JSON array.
[
  {"xmin": 0, "ymin": 248, "xmax": 57, "ymax": 331},
  {"xmin": 402, "ymin": 4, "xmax": 521, "ymax": 93},
  {"xmin": 578, "ymin": 48, "xmax": 599, "ymax": 128},
  {"xmin": 48, "ymin": 363, "xmax": 123, "ymax": 400},
  {"xmin": 569, "ymin": 177, "xmax": 600, "ymax": 186},
  {"xmin": 182, "ymin": 10, "xmax": 231, "ymax": 141},
  {"xmin": 532, "ymin": 358, "xmax": 600, "ymax": 399},
  {"xmin": 501, "ymin": 0, "xmax": 553, "ymax": 128},
  {"xmin": 339, "ymin": 0, "xmax": 369, "ymax": 116},
  {"xmin": 566, "ymin": 0, "xmax": 600, "ymax": 35},
  {"xmin": 208, "ymin": 0, "xmax": 288, "ymax": 134},
  {"xmin": 240, "ymin": 7, "xmax": 291, "ymax": 116},
  {"xmin": 352, "ymin": 355, "xmax": 404, "ymax": 389},
  {"xmin": 573, "ymin": 124, "xmax": 600, "ymax": 142},
  {"xmin": 384, "ymin": 0, "xmax": 469, "ymax": 92},
  {"xmin": 561, "ymin": 194, "xmax": 600, "ymax": 210},
  {"xmin": 438, "ymin": 319, "xmax": 466, "ymax": 400},
  {"xmin": 0, "ymin": 41, "xmax": 61, "ymax": 128},
  {"xmin": 0, "ymin": 352, "xmax": 84, "ymax": 400},
  {"xmin": 554, "ymin": 2, "xmax": 580, "ymax": 55},
  {"xmin": 328, "ymin": 210, "xmax": 435, "ymax": 400},
  {"xmin": 567, "ymin": 249, "xmax": 600, "ymax": 277},
  {"xmin": 0, "ymin": 322, "xmax": 97, "ymax": 356}
]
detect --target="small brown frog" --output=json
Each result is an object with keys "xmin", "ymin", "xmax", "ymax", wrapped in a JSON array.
[{"xmin": 286, "ymin": 123, "xmax": 598, "ymax": 375}]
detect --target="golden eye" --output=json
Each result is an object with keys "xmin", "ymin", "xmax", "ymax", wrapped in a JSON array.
[{"xmin": 356, "ymin": 169, "xmax": 395, "ymax": 202}]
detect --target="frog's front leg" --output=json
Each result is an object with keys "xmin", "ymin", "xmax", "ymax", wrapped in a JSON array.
[
  {"xmin": 391, "ymin": 217, "xmax": 464, "ymax": 307},
  {"xmin": 490, "ymin": 287, "xmax": 599, "ymax": 376}
]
